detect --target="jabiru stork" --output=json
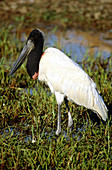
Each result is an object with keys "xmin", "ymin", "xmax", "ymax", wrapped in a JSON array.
[{"xmin": 9, "ymin": 29, "xmax": 108, "ymax": 135}]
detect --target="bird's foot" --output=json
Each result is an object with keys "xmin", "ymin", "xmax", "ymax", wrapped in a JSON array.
[{"xmin": 56, "ymin": 128, "xmax": 61, "ymax": 135}]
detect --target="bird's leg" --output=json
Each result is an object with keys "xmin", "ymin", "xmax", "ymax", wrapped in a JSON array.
[
  {"xmin": 64, "ymin": 98, "xmax": 73, "ymax": 128},
  {"xmin": 56, "ymin": 104, "xmax": 61, "ymax": 135}
]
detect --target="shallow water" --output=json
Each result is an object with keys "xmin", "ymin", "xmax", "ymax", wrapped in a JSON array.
[
  {"xmin": 46, "ymin": 29, "xmax": 112, "ymax": 61},
  {"xmin": 18, "ymin": 28, "xmax": 112, "ymax": 62},
  {"xmin": 0, "ymin": 122, "xmax": 84, "ymax": 143}
]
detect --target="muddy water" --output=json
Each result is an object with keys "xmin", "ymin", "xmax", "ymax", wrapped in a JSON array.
[{"xmin": 19, "ymin": 28, "xmax": 112, "ymax": 62}]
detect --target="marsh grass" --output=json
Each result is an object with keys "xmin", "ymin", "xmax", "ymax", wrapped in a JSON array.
[{"xmin": 0, "ymin": 27, "xmax": 112, "ymax": 169}]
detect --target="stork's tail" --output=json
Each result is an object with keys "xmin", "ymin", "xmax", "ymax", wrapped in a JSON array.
[{"xmin": 93, "ymin": 89, "xmax": 108, "ymax": 121}]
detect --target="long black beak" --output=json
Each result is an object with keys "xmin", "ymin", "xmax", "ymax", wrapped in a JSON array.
[{"xmin": 9, "ymin": 40, "xmax": 34, "ymax": 76}]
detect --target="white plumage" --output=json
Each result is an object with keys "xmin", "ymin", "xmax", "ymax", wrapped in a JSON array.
[
  {"xmin": 39, "ymin": 47, "xmax": 107, "ymax": 123},
  {"xmin": 9, "ymin": 29, "xmax": 108, "ymax": 135}
]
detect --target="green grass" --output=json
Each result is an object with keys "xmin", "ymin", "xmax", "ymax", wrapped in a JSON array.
[{"xmin": 0, "ymin": 26, "xmax": 112, "ymax": 169}]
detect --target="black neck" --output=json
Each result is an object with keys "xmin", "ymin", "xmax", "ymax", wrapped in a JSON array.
[{"xmin": 26, "ymin": 45, "xmax": 43, "ymax": 78}]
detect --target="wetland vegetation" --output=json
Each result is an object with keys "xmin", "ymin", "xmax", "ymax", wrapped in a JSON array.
[{"xmin": 0, "ymin": 0, "xmax": 112, "ymax": 169}]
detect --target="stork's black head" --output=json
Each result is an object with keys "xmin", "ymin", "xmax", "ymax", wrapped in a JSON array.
[
  {"xmin": 9, "ymin": 29, "xmax": 45, "ymax": 78},
  {"xmin": 27, "ymin": 29, "xmax": 45, "ymax": 46}
]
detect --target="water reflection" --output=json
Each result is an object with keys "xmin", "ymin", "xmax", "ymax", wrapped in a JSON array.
[
  {"xmin": 13, "ymin": 27, "xmax": 111, "ymax": 64},
  {"xmin": 1, "ymin": 123, "xmax": 85, "ymax": 143},
  {"xmin": 17, "ymin": 28, "xmax": 111, "ymax": 62},
  {"xmin": 45, "ymin": 29, "xmax": 111, "ymax": 62}
]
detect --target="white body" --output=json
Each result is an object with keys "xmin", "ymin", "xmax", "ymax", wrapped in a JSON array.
[{"xmin": 38, "ymin": 47, "xmax": 108, "ymax": 122}]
